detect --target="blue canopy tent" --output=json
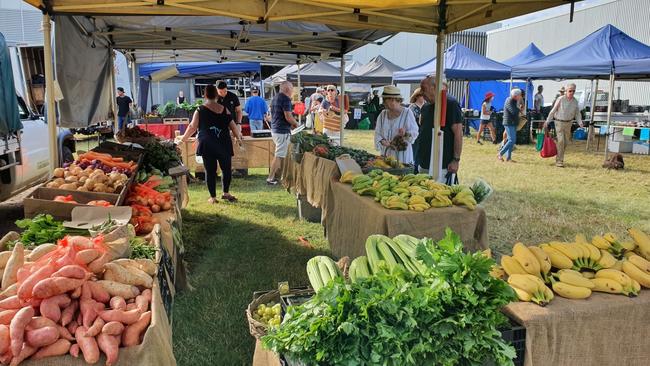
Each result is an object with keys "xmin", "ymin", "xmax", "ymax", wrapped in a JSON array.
[
  {"xmin": 464, "ymin": 81, "xmax": 534, "ymax": 130},
  {"xmin": 392, "ymin": 42, "xmax": 511, "ymax": 82},
  {"xmin": 501, "ymin": 43, "xmax": 545, "ymax": 67},
  {"xmin": 511, "ymin": 24, "xmax": 650, "ymax": 157}
]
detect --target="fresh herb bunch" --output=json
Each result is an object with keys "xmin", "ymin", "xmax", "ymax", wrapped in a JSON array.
[
  {"xmin": 14, "ymin": 214, "xmax": 79, "ymax": 247},
  {"xmin": 142, "ymin": 140, "xmax": 182, "ymax": 173},
  {"xmin": 263, "ymin": 229, "xmax": 517, "ymax": 366},
  {"xmin": 129, "ymin": 237, "xmax": 156, "ymax": 259},
  {"xmin": 290, "ymin": 132, "xmax": 330, "ymax": 153},
  {"xmin": 326, "ymin": 145, "xmax": 376, "ymax": 167}
]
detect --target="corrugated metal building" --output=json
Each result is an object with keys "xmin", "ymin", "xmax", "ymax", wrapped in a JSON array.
[
  {"xmin": 487, "ymin": 0, "xmax": 650, "ymax": 106},
  {"xmin": 0, "ymin": 0, "xmax": 42, "ymax": 46}
]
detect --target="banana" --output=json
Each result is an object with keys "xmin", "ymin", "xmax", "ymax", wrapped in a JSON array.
[
  {"xmin": 611, "ymin": 260, "xmax": 624, "ymax": 271},
  {"xmin": 501, "ymin": 255, "xmax": 528, "ymax": 276},
  {"xmin": 489, "ymin": 265, "xmax": 506, "ymax": 279},
  {"xmin": 628, "ymin": 227, "xmax": 650, "ymax": 260},
  {"xmin": 592, "ymin": 235, "xmax": 612, "ymax": 250},
  {"xmin": 529, "ymin": 246, "xmax": 552, "ymax": 274},
  {"xmin": 622, "ymin": 260, "xmax": 650, "ymax": 288},
  {"xmin": 556, "ymin": 270, "xmax": 595, "ymax": 289},
  {"xmin": 631, "ymin": 278, "xmax": 641, "ymax": 293},
  {"xmin": 543, "ymin": 286, "xmax": 555, "ymax": 302},
  {"xmin": 508, "ymin": 274, "xmax": 550, "ymax": 305},
  {"xmin": 573, "ymin": 243, "xmax": 591, "ymax": 260},
  {"xmin": 482, "ymin": 248, "xmax": 492, "ymax": 258},
  {"xmin": 595, "ymin": 269, "xmax": 632, "ymax": 287},
  {"xmin": 549, "ymin": 242, "xmax": 580, "ymax": 261},
  {"xmin": 581, "ymin": 271, "xmax": 595, "ymax": 279},
  {"xmin": 597, "ymin": 249, "xmax": 617, "ymax": 269},
  {"xmin": 603, "ymin": 232, "xmax": 618, "ymax": 244},
  {"xmin": 552, "ymin": 281, "xmax": 592, "ymax": 299},
  {"xmin": 591, "ymin": 277, "xmax": 624, "ymax": 294},
  {"xmin": 540, "ymin": 245, "xmax": 574, "ymax": 269},
  {"xmin": 619, "ymin": 241, "xmax": 636, "ymax": 251},
  {"xmin": 583, "ymin": 243, "xmax": 602, "ymax": 262},
  {"xmin": 575, "ymin": 233, "xmax": 589, "ymax": 244},
  {"xmin": 510, "ymin": 285, "xmax": 533, "ymax": 302},
  {"xmin": 625, "ymin": 253, "xmax": 650, "ymax": 275},
  {"xmin": 512, "ymin": 243, "xmax": 542, "ymax": 277}
]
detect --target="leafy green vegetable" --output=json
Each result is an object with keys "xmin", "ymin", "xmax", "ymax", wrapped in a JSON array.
[
  {"xmin": 263, "ymin": 229, "xmax": 517, "ymax": 366},
  {"xmin": 142, "ymin": 140, "xmax": 182, "ymax": 173},
  {"xmin": 129, "ymin": 237, "xmax": 156, "ymax": 259},
  {"xmin": 15, "ymin": 214, "xmax": 67, "ymax": 246}
]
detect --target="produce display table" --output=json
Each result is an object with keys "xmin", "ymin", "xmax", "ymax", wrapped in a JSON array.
[
  {"xmin": 281, "ymin": 151, "xmax": 341, "ymax": 224},
  {"xmin": 504, "ymin": 291, "xmax": 650, "ymax": 366},
  {"xmin": 138, "ymin": 123, "xmax": 184, "ymax": 140},
  {"xmin": 179, "ymin": 137, "xmax": 274, "ymax": 173},
  {"xmin": 325, "ymin": 182, "xmax": 488, "ymax": 258}
]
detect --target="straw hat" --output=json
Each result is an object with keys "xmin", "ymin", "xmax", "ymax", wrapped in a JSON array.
[
  {"xmin": 382, "ymin": 85, "xmax": 403, "ymax": 100},
  {"xmin": 409, "ymin": 88, "xmax": 423, "ymax": 103},
  {"xmin": 558, "ymin": 86, "xmax": 566, "ymax": 93}
]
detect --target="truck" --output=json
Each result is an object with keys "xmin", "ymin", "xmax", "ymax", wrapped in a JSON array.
[{"xmin": 1, "ymin": 32, "xmax": 75, "ymax": 202}]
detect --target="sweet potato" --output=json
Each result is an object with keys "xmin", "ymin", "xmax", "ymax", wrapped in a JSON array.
[
  {"xmin": 40, "ymin": 294, "xmax": 71, "ymax": 322},
  {"xmin": 81, "ymin": 282, "xmax": 92, "ymax": 300},
  {"xmin": 16, "ymin": 262, "xmax": 56, "ymax": 300},
  {"xmin": 101, "ymin": 321, "xmax": 124, "ymax": 336},
  {"xmin": 75, "ymin": 249, "xmax": 101, "ymax": 265},
  {"xmin": 109, "ymin": 296, "xmax": 126, "ymax": 311},
  {"xmin": 0, "ymin": 233, "xmax": 20, "ymax": 252},
  {"xmin": 25, "ymin": 325, "xmax": 59, "ymax": 347},
  {"xmin": 88, "ymin": 281, "xmax": 110, "ymax": 303},
  {"xmin": 0, "ymin": 351, "xmax": 10, "ymax": 365},
  {"xmin": 32, "ymin": 277, "xmax": 84, "ymax": 299},
  {"xmin": 9, "ymin": 306, "xmax": 34, "ymax": 356},
  {"xmin": 0, "ymin": 310, "xmax": 17, "ymax": 326},
  {"xmin": 26, "ymin": 244, "xmax": 57, "ymax": 262},
  {"xmin": 141, "ymin": 288, "xmax": 152, "ymax": 303},
  {"xmin": 86, "ymin": 317, "xmax": 105, "ymax": 337},
  {"xmin": 26, "ymin": 317, "xmax": 56, "ymax": 330},
  {"xmin": 31, "ymin": 338, "xmax": 71, "ymax": 360},
  {"xmin": 80, "ymin": 298, "xmax": 103, "ymax": 328},
  {"xmin": 122, "ymin": 311, "xmax": 151, "ymax": 347},
  {"xmin": 60, "ymin": 300, "xmax": 78, "ymax": 326},
  {"xmin": 0, "ymin": 296, "xmax": 21, "ymax": 310},
  {"xmin": 98, "ymin": 332, "xmax": 121, "ymax": 366},
  {"xmin": 99, "ymin": 308, "xmax": 141, "ymax": 325},
  {"xmin": 69, "ymin": 343, "xmax": 80, "ymax": 358},
  {"xmin": 0, "ymin": 324, "xmax": 9, "ymax": 354},
  {"xmin": 0, "ymin": 252, "xmax": 12, "ymax": 269},
  {"xmin": 9, "ymin": 343, "xmax": 36, "ymax": 366},
  {"xmin": 67, "ymin": 320, "xmax": 78, "ymax": 335},
  {"xmin": 54, "ymin": 246, "xmax": 76, "ymax": 269},
  {"xmin": 96, "ymin": 281, "xmax": 140, "ymax": 300},
  {"xmin": 113, "ymin": 258, "xmax": 157, "ymax": 276},
  {"xmin": 88, "ymin": 253, "xmax": 112, "ymax": 274},
  {"xmin": 135, "ymin": 294, "xmax": 149, "ymax": 313},
  {"xmin": 52, "ymin": 265, "xmax": 88, "ymax": 280},
  {"xmin": 69, "ymin": 236, "xmax": 94, "ymax": 250},
  {"xmin": 0, "ymin": 284, "xmax": 17, "ymax": 300},
  {"xmin": 75, "ymin": 326, "xmax": 100, "ymax": 364},
  {"xmin": 70, "ymin": 285, "xmax": 82, "ymax": 299},
  {"xmin": 126, "ymin": 303, "xmax": 137, "ymax": 311},
  {"xmin": 57, "ymin": 324, "xmax": 74, "ymax": 341},
  {"xmin": 2, "ymin": 244, "xmax": 24, "ymax": 291},
  {"xmin": 103, "ymin": 263, "xmax": 152, "ymax": 288}
]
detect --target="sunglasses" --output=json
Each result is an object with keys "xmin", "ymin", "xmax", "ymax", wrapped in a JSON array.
[
  {"xmin": 327, "ymin": 89, "xmax": 336, "ymax": 92},
  {"xmin": 567, "ymin": 90, "xmax": 575, "ymax": 93}
]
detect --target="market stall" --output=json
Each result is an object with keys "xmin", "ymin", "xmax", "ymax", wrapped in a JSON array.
[{"xmin": 179, "ymin": 136, "xmax": 275, "ymax": 174}]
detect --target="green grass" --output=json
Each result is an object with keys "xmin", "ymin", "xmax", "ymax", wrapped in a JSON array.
[{"xmin": 172, "ymin": 130, "xmax": 650, "ymax": 365}]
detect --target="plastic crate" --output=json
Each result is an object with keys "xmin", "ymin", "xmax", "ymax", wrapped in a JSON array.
[
  {"xmin": 500, "ymin": 320, "xmax": 526, "ymax": 366},
  {"xmin": 297, "ymin": 194, "xmax": 321, "ymax": 223}
]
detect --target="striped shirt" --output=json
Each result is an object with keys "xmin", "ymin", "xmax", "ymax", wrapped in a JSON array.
[{"xmin": 547, "ymin": 96, "xmax": 581, "ymax": 124}]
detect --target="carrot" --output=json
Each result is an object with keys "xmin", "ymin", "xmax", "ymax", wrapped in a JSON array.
[
  {"xmin": 51, "ymin": 264, "xmax": 88, "ymax": 280},
  {"xmin": 0, "ymin": 296, "xmax": 21, "ymax": 310},
  {"xmin": 99, "ymin": 308, "xmax": 141, "ymax": 325},
  {"xmin": 122, "ymin": 311, "xmax": 151, "ymax": 347},
  {"xmin": 0, "ymin": 310, "xmax": 17, "ymax": 326},
  {"xmin": 9, "ymin": 306, "xmax": 34, "ymax": 357},
  {"xmin": 8, "ymin": 343, "xmax": 36, "ymax": 366},
  {"xmin": 32, "ymin": 277, "xmax": 84, "ymax": 299},
  {"xmin": 69, "ymin": 343, "xmax": 80, "ymax": 358},
  {"xmin": 101, "ymin": 321, "xmax": 124, "ymax": 336},
  {"xmin": 2, "ymin": 244, "xmax": 24, "ymax": 291},
  {"xmin": 39, "ymin": 294, "xmax": 71, "ymax": 322},
  {"xmin": 75, "ymin": 326, "xmax": 100, "ymax": 364},
  {"xmin": 16, "ymin": 262, "xmax": 56, "ymax": 300},
  {"xmin": 98, "ymin": 332, "xmax": 121, "ymax": 365},
  {"xmin": 0, "ymin": 324, "xmax": 9, "ymax": 355},
  {"xmin": 31, "ymin": 338, "xmax": 71, "ymax": 360},
  {"xmin": 88, "ymin": 281, "xmax": 110, "ymax": 303},
  {"xmin": 109, "ymin": 297, "xmax": 126, "ymax": 311},
  {"xmin": 60, "ymin": 300, "xmax": 78, "ymax": 326},
  {"xmin": 57, "ymin": 324, "xmax": 74, "ymax": 341},
  {"xmin": 25, "ymin": 325, "xmax": 59, "ymax": 347},
  {"xmin": 85, "ymin": 317, "xmax": 105, "ymax": 337},
  {"xmin": 96, "ymin": 281, "xmax": 140, "ymax": 300},
  {"xmin": 75, "ymin": 249, "xmax": 101, "ymax": 265}
]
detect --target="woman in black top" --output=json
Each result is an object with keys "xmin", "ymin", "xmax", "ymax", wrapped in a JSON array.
[{"xmin": 180, "ymin": 85, "xmax": 243, "ymax": 204}]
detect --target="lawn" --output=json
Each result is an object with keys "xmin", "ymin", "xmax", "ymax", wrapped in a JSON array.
[{"xmin": 172, "ymin": 130, "xmax": 650, "ymax": 365}]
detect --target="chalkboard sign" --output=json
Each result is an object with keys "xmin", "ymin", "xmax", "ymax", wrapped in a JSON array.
[
  {"xmin": 159, "ymin": 242, "xmax": 175, "ymax": 285},
  {"xmin": 157, "ymin": 265, "xmax": 174, "ymax": 322}
]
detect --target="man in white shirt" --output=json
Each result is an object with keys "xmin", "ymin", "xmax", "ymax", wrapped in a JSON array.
[{"xmin": 545, "ymin": 83, "xmax": 583, "ymax": 167}]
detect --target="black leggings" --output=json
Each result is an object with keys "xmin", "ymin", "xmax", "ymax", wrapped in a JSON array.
[{"xmin": 202, "ymin": 154, "xmax": 232, "ymax": 197}]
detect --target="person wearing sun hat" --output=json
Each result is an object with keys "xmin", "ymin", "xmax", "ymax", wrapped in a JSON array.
[
  {"xmin": 477, "ymin": 91, "xmax": 497, "ymax": 144},
  {"xmin": 374, "ymin": 85, "xmax": 419, "ymax": 164}
]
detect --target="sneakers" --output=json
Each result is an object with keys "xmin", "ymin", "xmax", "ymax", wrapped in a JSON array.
[
  {"xmin": 476, "ymin": 140, "xmax": 483, "ymax": 145},
  {"xmin": 556, "ymin": 162, "xmax": 564, "ymax": 168},
  {"xmin": 266, "ymin": 179, "xmax": 279, "ymax": 185}
]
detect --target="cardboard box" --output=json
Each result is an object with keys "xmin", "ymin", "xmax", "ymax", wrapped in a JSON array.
[
  {"xmin": 23, "ymin": 187, "xmax": 121, "ymax": 221},
  {"xmin": 608, "ymin": 140, "xmax": 633, "ymax": 153}
]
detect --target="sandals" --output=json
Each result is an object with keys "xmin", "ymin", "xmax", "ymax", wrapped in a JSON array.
[
  {"xmin": 207, "ymin": 197, "xmax": 218, "ymax": 204},
  {"xmin": 221, "ymin": 194, "xmax": 238, "ymax": 202}
]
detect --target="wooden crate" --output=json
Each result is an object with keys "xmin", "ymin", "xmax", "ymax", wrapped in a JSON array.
[
  {"xmin": 24, "ymin": 187, "xmax": 121, "ymax": 221},
  {"xmin": 163, "ymin": 118, "xmax": 190, "ymax": 125},
  {"xmin": 180, "ymin": 137, "xmax": 274, "ymax": 172}
]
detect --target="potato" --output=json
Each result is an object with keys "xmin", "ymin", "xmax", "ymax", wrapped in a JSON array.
[
  {"xmin": 53, "ymin": 178, "xmax": 65, "ymax": 186},
  {"xmin": 78, "ymin": 176, "xmax": 88, "ymax": 184},
  {"xmin": 53, "ymin": 168, "xmax": 65, "ymax": 178},
  {"xmin": 77, "ymin": 186, "xmax": 89, "ymax": 192},
  {"xmin": 46, "ymin": 181, "xmax": 59, "ymax": 188},
  {"xmin": 83, "ymin": 179, "xmax": 95, "ymax": 190},
  {"xmin": 93, "ymin": 183, "xmax": 107, "ymax": 193},
  {"xmin": 59, "ymin": 183, "xmax": 78, "ymax": 191}
]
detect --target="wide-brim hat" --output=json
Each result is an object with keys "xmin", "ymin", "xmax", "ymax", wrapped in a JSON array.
[
  {"xmin": 559, "ymin": 86, "xmax": 566, "ymax": 92},
  {"xmin": 485, "ymin": 91, "xmax": 495, "ymax": 99},
  {"xmin": 382, "ymin": 85, "xmax": 403, "ymax": 99}
]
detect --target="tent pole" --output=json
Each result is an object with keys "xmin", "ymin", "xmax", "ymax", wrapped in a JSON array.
[
  {"xmin": 42, "ymin": 14, "xmax": 58, "ymax": 172},
  {"xmin": 130, "ymin": 58, "xmax": 138, "ymax": 110},
  {"xmin": 604, "ymin": 72, "xmax": 615, "ymax": 160},
  {"xmin": 340, "ymin": 55, "xmax": 346, "ymax": 146},
  {"xmin": 297, "ymin": 62, "xmax": 302, "ymax": 125},
  {"xmin": 587, "ymin": 79, "xmax": 598, "ymax": 150},
  {"xmin": 509, "ymin": 77, "xmax": 513, "ymax": 90},
  {"xmin": 429, "ymin": 31, "xmax": 446, "ymax": 180}
]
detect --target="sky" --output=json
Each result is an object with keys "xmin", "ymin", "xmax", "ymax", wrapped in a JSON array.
[{"xmin": 497, "ymin": 0, "xmax": 612, "ymax": 29}]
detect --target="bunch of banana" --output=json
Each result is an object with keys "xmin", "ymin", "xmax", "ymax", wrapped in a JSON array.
[
  {"xmin": 451, "ymin": 188, "xmax": 477, "ymax": 210},
  {"xmin": 501, "ymin": 243, "xmax": 550, "ymax": 281},
  {"xmin": 592, "ymin": 233, "xmax": 635, "ymax": 259},
  {"xmin": 508, "ymin": 274, "xmax": 554, "ymax": 306},
  {"xmin": 306, "ymin": 256, "xmax": 342, "ymax": 292},
  {"xmin": 550, "ymin": 271, "xmax": 593, "ymax": 300},
  {"xmin": 407, "ymin": 195, "xmax": 430, "ymax": 212},
  {"xmin": 593, "ymin": 268, "xmax": 640, "ymax": 296},
  {"xmin": 348, "ymin": 256, "xmax": 372, "ymax": 283},
  {"xmin": 381, "ymin": 195, "xmax": 408, "ymax": 210},
  {"xmin": 628, "ymin": 227, "xmax": 650, "ymax": 260},
  {"xmin": 401, "ymin": 173, "xmax": 431, "ymax": 186},
  {"xmin": 339, "ymin": 170, "xmax": 359, "ymax": 183},
  {"xmin": 370, "ymin": 158, "xmax": 392, "ymax": 169},
  {"xmin": 419, "ymin": 179, "xmax": 448, "ymax": 191},
  {"xmin": 352, "ymin": 174, "xmax": 373, "ymax": 192},
  {"xmin": 367, "ymin": 169, "xmax": 385, "ymax": 178},
  {"xmin": 621, "ymin": 252, "xmax": 650, "ymax": 289},
  {"xmin": 449, "ymin": 184, "xmax": 469, "ymax": 195},
  {"xmin": 365, "ymin": 235, "xmax": 425, "ymax": 275},
  {"xmin": 539, "ymin": 241, "xmax": 604, "ymax": 271}
]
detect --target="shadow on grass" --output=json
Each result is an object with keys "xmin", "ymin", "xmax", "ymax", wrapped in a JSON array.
[{"xmin": 173, "ymin": 209, "xmax": 328, "ymax": 366}]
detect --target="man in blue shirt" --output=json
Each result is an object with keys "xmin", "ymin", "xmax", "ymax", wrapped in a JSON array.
[
  {"xmin": 244, "ymin": 87, "xmax": 268, "ymax": 131},
  {"xmin": 267, "ymin": 81, "xmax": 298, "ymax": 185}
]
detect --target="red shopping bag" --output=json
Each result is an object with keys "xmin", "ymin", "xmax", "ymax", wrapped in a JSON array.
[{"xmin": 540, "ymin": 135, "xmax": 557, "ymax": 158}]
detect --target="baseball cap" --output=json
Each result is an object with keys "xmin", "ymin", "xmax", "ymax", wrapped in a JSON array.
[
  {"xmin": 251, "ymin": 86, "xmax": 259, "ymax": 92},
  {"xmin": 117, "ymin": 87, "xmax": 125, "ymax": 92},
  {"xmin": 217, "ymin": 81, "xmax": 228, "ymax": 89}
]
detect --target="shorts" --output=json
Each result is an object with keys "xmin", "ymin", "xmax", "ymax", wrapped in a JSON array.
[
  {"xmin": 480, "ymin": 119, "xmax": 491, "ymax": 125},
  {"xmin": 272, "ymin": 132, "xmax": 291, "ymax": 158}
]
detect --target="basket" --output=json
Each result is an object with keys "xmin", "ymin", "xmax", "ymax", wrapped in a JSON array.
[{"xmin": 246, "ymin": 290, "xmax": 281, "ymax": 339}]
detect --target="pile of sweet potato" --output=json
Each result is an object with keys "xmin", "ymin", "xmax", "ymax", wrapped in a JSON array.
[{"xmin": 0, "ymin": 236, "xmax": 156, "ymax": 365}]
